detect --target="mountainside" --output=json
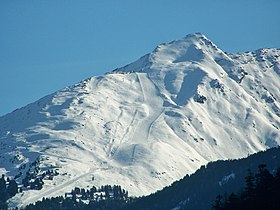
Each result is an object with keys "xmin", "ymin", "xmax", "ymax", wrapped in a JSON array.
[
  {"xmin": 0, "ymin": 33, "xmax": 279, "ymax": 207},
  {"xmin": 125, "ymin": 147, "xmax": 280, "ymax": 210}
]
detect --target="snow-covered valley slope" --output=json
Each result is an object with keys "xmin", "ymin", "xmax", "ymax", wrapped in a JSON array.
[{"xmin": 0, "ymin": 33, "xmax": 279, "ymax": 207}]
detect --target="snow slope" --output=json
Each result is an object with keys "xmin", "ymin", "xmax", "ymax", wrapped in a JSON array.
[{"xmin": 0, "ymin": 33, "xmax": 279, "ymax": 207}]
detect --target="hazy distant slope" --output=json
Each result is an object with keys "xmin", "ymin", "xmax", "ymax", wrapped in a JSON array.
[{"xmin": 0, "ymin": 33, "xmax": 279, "ymax": 207}]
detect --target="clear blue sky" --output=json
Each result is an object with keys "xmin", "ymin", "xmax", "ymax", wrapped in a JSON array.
[{"xmin": 1, "ymin": 0, "xmax": 279, "ymax": 116}]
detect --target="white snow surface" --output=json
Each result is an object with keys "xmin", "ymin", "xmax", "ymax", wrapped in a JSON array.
[{"xmin": 1, "ymin": 33, "xmax": 279, "ymax": 207}]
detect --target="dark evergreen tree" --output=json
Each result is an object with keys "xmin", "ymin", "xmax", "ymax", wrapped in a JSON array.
[
  {"xmin": 212, "ymin": 194, "xmax": 223, "ymax": 210},
  {"xmin": 254, "ymin": 164, "xmax": 274, "ymax": 209},
  {"xmin": 0, "ymin": 174, "xmax": 8, "ymax": 209},
  {"xmin": 7, "ymin": 179, "xmax": 18, "ymax": 197},
  {"xmin": 243, "ymin": 169, "xmax": 255, "ymax": 198},
  {"xmin": 225, "ymin": 193, "xmax": 239, "ymax": 210}
]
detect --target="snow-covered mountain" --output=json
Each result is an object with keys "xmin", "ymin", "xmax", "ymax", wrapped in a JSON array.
[{"xmin": 1, "ymin": 33, "xmax": 279, "ymax": 207}]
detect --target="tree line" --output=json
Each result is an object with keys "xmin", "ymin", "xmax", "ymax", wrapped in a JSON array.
[{"xmin": 212, "ymin": 164, "xmax": 280, "ymax": 210}]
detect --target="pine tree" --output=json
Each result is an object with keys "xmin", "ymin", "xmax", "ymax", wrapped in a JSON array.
[
  {"xmin": 226, "ymin": 193, "xmax": 239, "ymax": 210},
  {"xmin": 7, "ymin": 179, "xmax": 18, "ymax": 197},
  {"xmin": 243, "ymin": 169, "xmax": 255, "ymax": 201},
  {"xmin": 0, "ymin": 175, "xmax": 8, "ymax": 210},
  {"xmin": 255, "ymin": 164, "xmax": 273, "ymax": 188},
  {"xmin": 212, "ymin": 194, "xmax": 223, "ymax": 210}
]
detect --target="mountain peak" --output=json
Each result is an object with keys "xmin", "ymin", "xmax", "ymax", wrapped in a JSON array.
[
  {"xmin": 184, "ymin": 32, "xmax": 208, "ymax": 40},
  {"xmin": 114, "ymin": 33, "xmax": 221, "ymax": 73},
  {"xmin": 183, "ymin": 32, "xmax": 217, "ymax": 47}
]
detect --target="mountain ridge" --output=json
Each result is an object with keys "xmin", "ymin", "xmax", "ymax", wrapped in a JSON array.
[{"xmin": 0, "ymin": 33, "xmax": 279, "ymax": 207}]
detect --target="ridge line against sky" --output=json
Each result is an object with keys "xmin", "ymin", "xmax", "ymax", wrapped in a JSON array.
[{"xmin": 0, "ymin": 0, "xmax": 280, "ymax": 116}]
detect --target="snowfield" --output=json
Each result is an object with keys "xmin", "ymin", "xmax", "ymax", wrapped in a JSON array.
[{"xmin": 0, "ymin": 33, "xmax": 279, "ymax": 207}]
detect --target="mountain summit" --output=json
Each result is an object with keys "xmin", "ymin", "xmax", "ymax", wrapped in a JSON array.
[
  {"xmin": 115, "ymin": 32, "xmax": 221, "ymax": 72},
  {"xmin": 1, "ymin": 33, "xmax": 279, "ymax": 207}
]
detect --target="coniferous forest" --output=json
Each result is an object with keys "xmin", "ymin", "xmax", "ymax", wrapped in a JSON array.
[
  {"xmin": 5, "ymin": 164, "xmax": 279, "ymax": 210},
  {"xmin": 211, "ymin": 164, "xmax": 280, "ymax": 210},
  {"xmin": 1, "ymin": 147, "xmax": 280, "ymax": 210}
]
